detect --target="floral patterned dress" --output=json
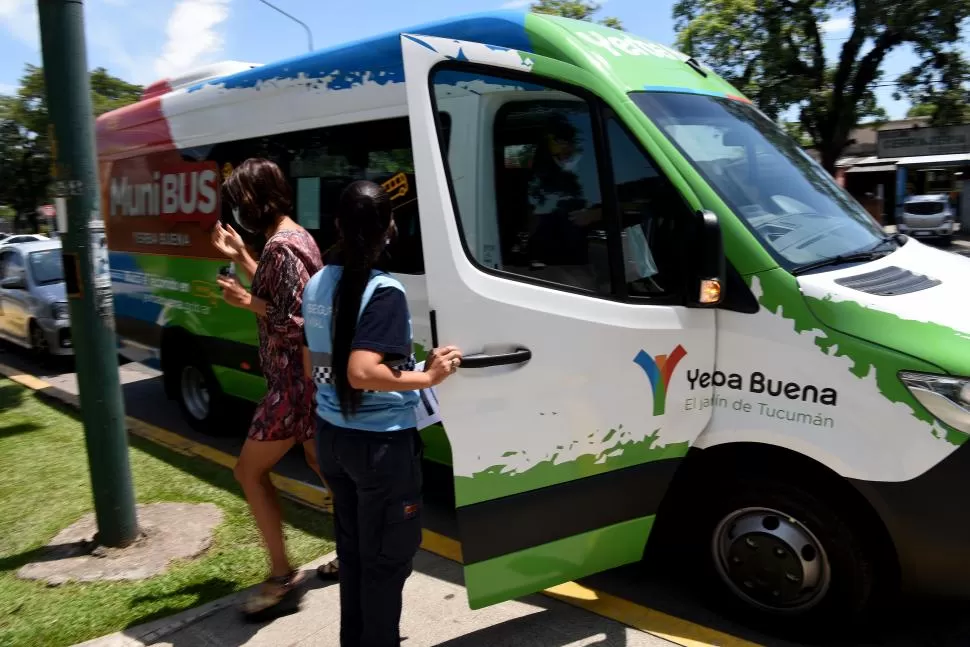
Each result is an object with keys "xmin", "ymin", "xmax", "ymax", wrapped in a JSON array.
[{"xmin": 248, "ymin": 229, "xmax": 323, "ymax": 443}]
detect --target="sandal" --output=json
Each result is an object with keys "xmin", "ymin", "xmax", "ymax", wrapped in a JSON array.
[
  {"xmin": 241, "ymin": 569, "xmax": 307, "ymax": 619},
  {"xmin": 317, "ymin": 558, "xmax": 339, "ymax": 581}
]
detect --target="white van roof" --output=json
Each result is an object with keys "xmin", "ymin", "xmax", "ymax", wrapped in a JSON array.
[{"xmin": 142, "ymin": 61, "xmax": 263, "ymax": 100}]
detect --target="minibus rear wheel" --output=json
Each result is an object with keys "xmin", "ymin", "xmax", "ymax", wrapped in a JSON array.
[
  {"xmin": 170, "ymin": 352, "xmax": 228, "ymax": 436},
  {"xmin": 701, "ymin": 476, "xmax": 877, "ymax": 632}
]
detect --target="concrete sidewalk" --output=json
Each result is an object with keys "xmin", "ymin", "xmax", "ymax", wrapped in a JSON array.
[{"xmin": 76, "ymin": 551, "xmax": 674, "ymax": 647}]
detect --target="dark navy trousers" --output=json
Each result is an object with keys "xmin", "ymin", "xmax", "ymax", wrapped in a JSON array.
[{"xmin": 316, "ymin": 419, "xmax": 424, "ymax": 647}]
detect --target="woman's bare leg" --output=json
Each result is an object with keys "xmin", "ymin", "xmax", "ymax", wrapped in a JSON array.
[{"xmin": 235, "ymin": 437, "xmax": 297, "ymax": 577}]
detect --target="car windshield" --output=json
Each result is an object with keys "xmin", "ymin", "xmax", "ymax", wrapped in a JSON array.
[
  {"xmin": 904, "ymin": 201, "xmax": 945, "ymax": 215},
  {"xmin": 630, "ymin": 92, "xmax": 886, "ymax": 270},
  {"xmin": 29, "ymin": 250, "xmax": 64, "ymax": 285}
]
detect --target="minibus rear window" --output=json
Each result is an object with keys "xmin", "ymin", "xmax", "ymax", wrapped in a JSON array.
[{"xmin": 630, "ymin": 92, "xmax": 885, "ymax": 272}]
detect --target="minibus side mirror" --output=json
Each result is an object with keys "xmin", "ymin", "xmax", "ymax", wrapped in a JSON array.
[{"xmin": 688, "ymin": 209, "xmax": 726, "ymax": 307}]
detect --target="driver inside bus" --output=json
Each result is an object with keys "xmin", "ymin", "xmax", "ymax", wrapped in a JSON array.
[
  {"xmin": 524, "ymin": 119, "xmax": 602, "ymax": 271},
  {"xmin": 523, "ymin": 117, "xmax": 658, "ymax": 288}
]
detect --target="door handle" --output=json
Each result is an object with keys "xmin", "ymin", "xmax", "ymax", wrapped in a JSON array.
[{"xmin": 461, "ymin": 348, "xmax": 532, "ymax": 369}]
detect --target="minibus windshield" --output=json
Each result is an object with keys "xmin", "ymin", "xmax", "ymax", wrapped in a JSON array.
[{"xmin": 631, "ymin": 92, "xmax": 886, "ymax": 270}]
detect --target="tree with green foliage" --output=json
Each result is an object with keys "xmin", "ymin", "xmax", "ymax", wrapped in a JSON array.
[
  {"xmin": 0, "ymin": 112, "xmax": 50, "ymax": 230},
  {"xmin": 673, "ymin": 0, "xmax": 970, "ymax": 172},
  {"xmin": 531, "ymin": 0, "xmax": 623, "ymax": 30},
  {"xmin": 782, "ymin": 121, "xmax": 813, "ymax": 148},
  {"xmin": 905, "ymin": 104, "xmax": 935, "ymax": 119},
  {"xmin": 0, "ymin": 204, "xmax": 14, "ymax": 231},
  {"xmin": 897, "ymin": 49, "xmax": 970, "ymax": 126},
  {"xmin": 0, "ymin": 65, "xmax": 141, "ymax": 229}
]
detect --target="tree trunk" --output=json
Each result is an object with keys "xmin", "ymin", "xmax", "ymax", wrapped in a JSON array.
[
  {"xmin": 816, "ymin": 119, "xmax": 851, "ymax": 176},
  {"xmin": 819, "ymin": 145, "xmax": 842, "ymax": 175}
]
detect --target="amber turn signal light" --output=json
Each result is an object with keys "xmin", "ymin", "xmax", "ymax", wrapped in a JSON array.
[{"xmin": 699, "ymin": 278, "xmax": 722, "ymax": 305}]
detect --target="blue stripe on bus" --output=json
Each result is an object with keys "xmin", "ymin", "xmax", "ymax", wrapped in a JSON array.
[
  {"xmin": 641, "ymin": 85, "xmax": 724, "ymax": 96},
  {"xmin": 188, "ymin": 12, "xmax": 532, "ymax": 94}
]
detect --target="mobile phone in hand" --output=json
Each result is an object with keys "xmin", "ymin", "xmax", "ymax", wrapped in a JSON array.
[{"xmin": 218, "ymin": 262, "xmax": 236, "ymax": 280}]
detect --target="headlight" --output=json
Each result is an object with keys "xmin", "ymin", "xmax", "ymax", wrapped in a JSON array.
[
  {"xmin": 899, "ymin": 372, "xmax": 970, "ymax": 434},
  {"xmin": 51, "ymin": 302, "xmax": 70, "ymax": 320}
]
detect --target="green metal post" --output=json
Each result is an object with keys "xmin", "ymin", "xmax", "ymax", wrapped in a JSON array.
[{"xmin": 37, "ymin": 0, "xmax": 138, "ymax": 547}]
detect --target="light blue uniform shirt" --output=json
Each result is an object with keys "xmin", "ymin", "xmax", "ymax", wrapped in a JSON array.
[{"xmin": 302, "ymin": 266, "xmax": 419, "ymax": 431}]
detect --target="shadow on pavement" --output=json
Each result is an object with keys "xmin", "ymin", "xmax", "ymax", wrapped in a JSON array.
[
  {"xmin": 0, "ymin": 546, "xmax": 48, "ymax": 574},
  {"xmin": 0, "ymin": 342, "xmax": 76, "ymax": 377},
  {"xmin": 126, "ymin": 578, "xmax": 240, "ymax": 629},
  {"xmin": 429, "ymin": 607, "xmax": 637, "ymax": 647}
]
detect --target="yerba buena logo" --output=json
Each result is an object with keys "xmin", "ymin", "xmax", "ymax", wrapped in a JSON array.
[
  {"xmin": 633, "ymin": 345, "xmax": 687, "ymax": 416},
  {"xmin": 575, "ymin": 30, "xmax": 687, "ymax": 61},
  {"xmin": 685, "ymin": 369, "xmax": 838, "ymax": 406}
]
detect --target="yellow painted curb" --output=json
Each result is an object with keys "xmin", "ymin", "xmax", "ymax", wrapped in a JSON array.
[
  {"xmin": 0, "ymin": 362, "xmax": 760, "ymax": 647},
  {"xmin": 545, "ymin": 583, "xmax": 763, "ymax": 647},
  {"xmin": 1, "ymin": 365, "xmax": 51, "ymax": 391},
  {"xmin": 420, "ymin": 527, "xmax": 464, "ymax": 563}
]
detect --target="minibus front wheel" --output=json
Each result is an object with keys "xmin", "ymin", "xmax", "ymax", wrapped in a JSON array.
[
  {"xmin": 162, "ymin": 333, "xmax": 228, "ymax": 435},
  {"xmin": 702, "ymin": 476, "xmax": 878, "ymax": 630}
]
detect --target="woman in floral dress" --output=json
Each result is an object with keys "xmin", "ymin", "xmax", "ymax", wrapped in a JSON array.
[{"xmin": 212, "ymin": 158, "xmax": 335, "ymax": 618}]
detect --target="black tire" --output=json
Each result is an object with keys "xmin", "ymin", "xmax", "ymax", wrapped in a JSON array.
[
  {"xmin": 695, "ymin": 475, "xmax": 879, "ymax": 635},
  {"xmin": 29, "ymin": 321, "xmax": 50, "ymax": 358},
  {"xmin": 169, "ymin": 351, "xmax": 229, "ymax": 435}
]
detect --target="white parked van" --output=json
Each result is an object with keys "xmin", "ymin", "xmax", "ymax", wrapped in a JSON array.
[{"xmin": 898, "ymin": 194, "xmax": 956, "ymax": 243}]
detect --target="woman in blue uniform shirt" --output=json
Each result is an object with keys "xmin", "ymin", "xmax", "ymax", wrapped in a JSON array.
[{"xmin": 302, "ymin": 180, "xmax": 462, "ymax": 647}]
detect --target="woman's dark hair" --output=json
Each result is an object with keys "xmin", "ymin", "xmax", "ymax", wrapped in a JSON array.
[
  {"xmin": 222, "ymin": 158, "xmax": 293, "ymax": 235},
  {"xmin": 332, "ymin": 180, "xmax": 393, "ymax": 416}
]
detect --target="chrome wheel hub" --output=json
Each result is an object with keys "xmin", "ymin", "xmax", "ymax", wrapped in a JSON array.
[
  {"xmin": 180, "ymin": 365, "xmax": 210, "ymax": 421},
  {"xmin": 712, "ymin": 506, "xmax": 831, "ymax": 612}
]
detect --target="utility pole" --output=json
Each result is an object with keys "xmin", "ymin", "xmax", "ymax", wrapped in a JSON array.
[
  {"xmin": 37, "ymin": 0, "xmax": 138, "ymax": 547},
  {"xmin": 256, "ymin": 0, "xmax": 314, "ymax": 52}
]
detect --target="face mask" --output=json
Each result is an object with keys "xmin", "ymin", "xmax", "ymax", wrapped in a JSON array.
[
  {"xmin": 232, "ymin": 206, "xmax": 257, "ymax": 234},
  {"xmin": 555, "ymin": 154, "xmax": 581, "ymax": 172}
]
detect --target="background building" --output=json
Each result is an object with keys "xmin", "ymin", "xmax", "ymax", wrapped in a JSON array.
[{"xmin": 828, "ymin": 118, "xmax": 970, "ymax": 228}]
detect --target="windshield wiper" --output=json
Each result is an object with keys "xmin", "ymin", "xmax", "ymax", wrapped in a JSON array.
[{"xmin": 791, "ymin": 238, "xmax": 897, "ymax": 276}]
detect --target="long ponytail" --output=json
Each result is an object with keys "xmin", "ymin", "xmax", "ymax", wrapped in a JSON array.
[{"xmin": 332, "ymin": 181, "xmax": 393, "ymax": 417}]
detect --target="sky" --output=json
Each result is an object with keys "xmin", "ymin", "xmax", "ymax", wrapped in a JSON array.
[{"xmin": 0, "ymin": 0, "xmax": 923, "ymax": 119}]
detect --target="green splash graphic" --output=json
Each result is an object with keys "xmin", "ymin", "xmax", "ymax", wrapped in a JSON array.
[
  {"xmin": 807, "ymin": 292, "xmax": 970, "ymax": 379},
  {"xmin": 454, "ymin": 427, "xmax": 688, "ymax": 507},
  {"xmin": 754, "ymin": 269, "xmax": 968, "ymax": 447}
]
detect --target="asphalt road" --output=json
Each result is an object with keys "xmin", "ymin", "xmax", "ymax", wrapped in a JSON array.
[{"xmin": 3, "ymin": 241, "xmax": 970, "ymax": 646}]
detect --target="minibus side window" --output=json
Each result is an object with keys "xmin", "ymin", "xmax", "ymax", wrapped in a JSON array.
[
  {"xmin": 492, "ymin": 98, "xmax": 609, "ymax": 294},
  {"xmin": 204, "ymin": 114, "xmax": 451, "ymax": 276},
  {"xmin": 604, "ymin": 115, "xmax": 689, "ymax": 297},
  {"xmin": 431, "ymin": 68, "xmax": 686, "ymax": 300},
  {"xmin": 433, "ymin": 68, "xmax": 611, "ymax": 294}
]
